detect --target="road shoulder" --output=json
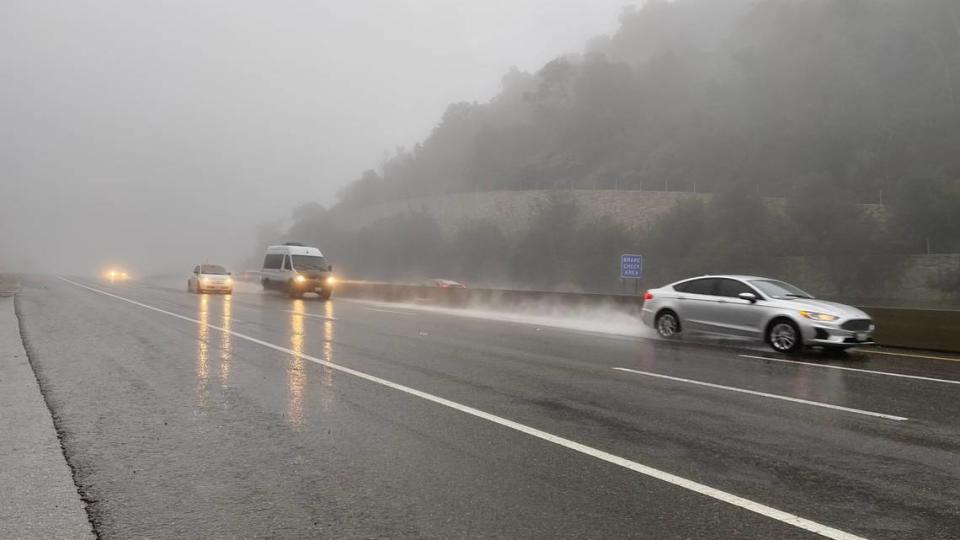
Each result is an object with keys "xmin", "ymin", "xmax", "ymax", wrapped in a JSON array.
[{"xmin": 0, "ymin": 294, "xmax": 94, "ymax": 539}]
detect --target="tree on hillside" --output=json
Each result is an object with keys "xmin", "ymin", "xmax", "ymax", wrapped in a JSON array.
[
  {"xmin": 509, "ymin": 196, "xmax": 579, "ymax": 288},
  {"xmin": 449, "ymin": 221, "xmax": 510, "ymax": 284},
  {"xmin": 890, "ymin": 173, "xmax": 960, "ymax": 254}
]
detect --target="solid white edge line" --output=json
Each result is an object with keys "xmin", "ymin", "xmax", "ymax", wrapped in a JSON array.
[
  {"xmin": 859, "ymin": 349, "xmax": 960, "ymax": 363},
  {"xmin": 739, "ymin": 354, "xmax": 960, "ymax": 386},
  {"xmin": 58, "ymin": 277, "xmax": 867, "ymax": 540},
  {"xmin": 612, "ymin": 367, "xmax": 907, "ymax": 422}
]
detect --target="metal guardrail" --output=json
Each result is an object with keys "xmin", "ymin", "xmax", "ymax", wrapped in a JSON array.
[{"xmin": 336, "ymin": 282, "xmax": 960, "ymax": 353}]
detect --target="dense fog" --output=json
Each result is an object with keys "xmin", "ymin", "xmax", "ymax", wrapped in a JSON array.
[
  {"xmin": 0, "ymin": 0, "xmax": 625, "ymax": 275},
  {"xmin": 4, "ymin": 0, "xmax": 959, "ymax": 306}
]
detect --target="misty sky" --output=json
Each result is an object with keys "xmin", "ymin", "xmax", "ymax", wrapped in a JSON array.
[{"xmin": 1, "ymin": 0, "xmax": 630, "ymax": 275}]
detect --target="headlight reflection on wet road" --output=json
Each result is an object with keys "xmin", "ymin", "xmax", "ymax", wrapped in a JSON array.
[
  {"xmin": 196, "ymin": 294, "xmax": 209, "ymax": 407},
  {"xmin": 288, "ymin": 300, "xmax": 307, "ymax": 427},
  {"xmin": 321, "ymin": 300, "xmax": 335, "ymax": 408},
  {"xmin": 219, "ymin": 294, "xmax": 232, "ymax": 385}
]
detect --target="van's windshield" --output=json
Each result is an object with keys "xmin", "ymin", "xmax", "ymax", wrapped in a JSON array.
[{"xmin": 291, "ymin": 255, "xmax": 328, "ymax": 271}]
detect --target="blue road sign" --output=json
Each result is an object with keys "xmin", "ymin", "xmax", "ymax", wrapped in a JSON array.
[{"xmin": 620, "ymin": 254, "xmax": 643, "ymax": 279}]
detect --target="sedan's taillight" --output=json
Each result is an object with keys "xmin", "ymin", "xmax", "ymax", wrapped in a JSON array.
[{"xmin": 643, "ymin": 291, "xmax": 654, "ymax": 301}]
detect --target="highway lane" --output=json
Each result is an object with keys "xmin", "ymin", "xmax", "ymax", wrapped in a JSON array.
[{"xmin": 14, "ymin": 276, "xmax": 960, "ymax": 539}]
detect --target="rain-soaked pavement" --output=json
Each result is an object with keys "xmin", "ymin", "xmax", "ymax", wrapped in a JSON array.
[{"xmin": 14, "ymin": 276, "xmax": 960, "ymax": 539}]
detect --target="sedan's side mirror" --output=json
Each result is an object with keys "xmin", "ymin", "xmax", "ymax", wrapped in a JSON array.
[
  {"xmin": 739, "ymin": 292, "xmax": 758, "ymax": 303},
  {"xmin": 328, "ymin": 265, "xmax": 333, "ymax": 272}
]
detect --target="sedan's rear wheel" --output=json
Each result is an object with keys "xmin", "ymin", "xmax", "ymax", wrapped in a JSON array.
[
  {"xmin": 769, "ymin": 320, "xmax": 802, "ymax": 353},
  {"xmin": 655, "ymin": 311, "xmax": 680, "ymax": 338}
]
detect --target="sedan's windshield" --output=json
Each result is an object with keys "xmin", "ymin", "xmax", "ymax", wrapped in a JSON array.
[
  {"xmin": 291, "ymin": 255, "xmax": 328, "ymax": 271},
  {"xmin": 200, "ymin": 265, "xmax": 228, "ymax": 275},
  {"xmin": 749, "ymin": 279, "xmax": 814, "ymax": 299}
]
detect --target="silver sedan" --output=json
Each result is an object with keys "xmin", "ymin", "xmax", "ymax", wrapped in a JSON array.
[{"xmin": 640, "ymin": 275, "xmax": 875, "ymax": 353}]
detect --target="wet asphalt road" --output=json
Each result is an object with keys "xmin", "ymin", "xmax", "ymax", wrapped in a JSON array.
[{"xmin": 14, "ymin": 276, "xmax": 960, "ymax": 539}]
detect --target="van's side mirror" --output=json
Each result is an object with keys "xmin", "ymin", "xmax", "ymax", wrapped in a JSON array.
[{"xmin": 739, "ymin": 292, "xmax": 758, "ymax": 303}]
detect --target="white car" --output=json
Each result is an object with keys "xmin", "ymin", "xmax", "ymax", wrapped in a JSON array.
[{"xmin": 188, "ymin": 264, "xmax": 234, "ymax": 294}]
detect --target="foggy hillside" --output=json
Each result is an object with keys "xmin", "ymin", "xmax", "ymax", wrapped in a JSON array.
[
  {"xmin": 285, "ymin": 0, "xmax": 960, "ymax": 302},
  {"xmin": 335, "ymin": 0, "xmax": 960, "ymax": 208}
]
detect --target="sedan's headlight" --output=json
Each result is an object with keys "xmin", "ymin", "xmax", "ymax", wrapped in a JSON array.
[
  {"xmin": 294, "ymin": 274, "xmax": 306, "ymax": 283},
  {"xmin": 225, "ymin": 277, "xmax": 233, "ymax": 284},
  {"xmin": 201, "ymin": 278, "xmax": 211, "ymax": 284},
  {"xmin": 799, "ymin": 311, "xmax": 839, "ymax": 322}
]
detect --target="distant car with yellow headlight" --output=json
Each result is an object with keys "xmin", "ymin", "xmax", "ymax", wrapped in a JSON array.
[
  {"xmin": 104, "ymin": 268, "xmax": 130, "ymax": 281},
  {"xmin": 188, "ymin": 264, "xmax": 233, "ymax": 294},
  {"xmin": 640, "ymin": 275, "xmax": 874, "ymax": 353}
]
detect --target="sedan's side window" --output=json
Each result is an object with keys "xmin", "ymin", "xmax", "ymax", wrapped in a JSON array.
[
  {"xmin": 717, "ymin": 279, "xmax": 754, "ymax": 298},
  {"xmin": 678, "ymin": 278, "xmax": 717, "ymax": 296}
]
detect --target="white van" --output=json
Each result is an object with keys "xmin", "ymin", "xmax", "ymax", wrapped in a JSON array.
[{"xmin": 261, "ymin": 242, "xmax": 334, "ymax": 299}]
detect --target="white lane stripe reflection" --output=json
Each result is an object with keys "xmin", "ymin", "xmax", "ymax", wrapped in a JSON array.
[
  {"xmin": 613, "ymin": 367, "xmax": 907, "ymax": 422},
  {"xmin": 739, "ymin": 354, "xmax": 960, "ymax": 386},
  {"xmin": 59, "ymin": 277, "xmax": 866, "ymax": 540}
]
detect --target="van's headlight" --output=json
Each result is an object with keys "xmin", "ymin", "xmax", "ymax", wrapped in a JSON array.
[
  {"xmin": 326, "ymin": 276, "xmax": 335, "ymax": 286},
  {"xmin": 294, "ymin": 275, "xmax": 306, "ymax": 283},
  {"xmin": 800, "ymin": 311, "xmax": 838, "ymax": 322}
]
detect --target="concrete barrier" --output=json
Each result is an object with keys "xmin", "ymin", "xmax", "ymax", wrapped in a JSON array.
[
  {"xmin": 336, "ymin": 281, "xmax": 960, "ymax": 353},
  {"xmin": 861, "ymin": 306, "xmax": 960, "ymax": 353}
]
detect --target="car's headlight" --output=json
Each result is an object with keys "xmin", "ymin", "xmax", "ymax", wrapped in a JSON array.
[
  {"xmin": 201, "ymin": 278, "xmax": 211, "ymax": 284},
  {"xmin": 225, "ymin": 277, "xmax": 233, "ymax": 285},
  {"xmin": 294, "ymin": 275, "xmax": 306, "ymax": 283},
  {"xmin": 326, "ymin": 276, "xmax": 335, "ymax": 285},
  {"xmin": 799, "ymin": 311, "xmax": 839, "ymax": 322}
]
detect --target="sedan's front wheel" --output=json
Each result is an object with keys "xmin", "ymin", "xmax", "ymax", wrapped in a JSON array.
[{"xmin": 768, "ymin": 319, "xmax": 802, "ymax": 353}]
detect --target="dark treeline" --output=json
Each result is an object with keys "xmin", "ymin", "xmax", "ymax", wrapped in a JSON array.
[
  {"xmin": 278, "ymin": 188, "xmax": 938, "ymax": 300},
  {"xmin": 279, "ymin": 0, "xmax": 960, "ymax": 298}
]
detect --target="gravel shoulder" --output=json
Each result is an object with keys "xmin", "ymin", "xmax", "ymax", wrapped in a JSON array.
[{"xmin": 0, "ymin": 295, "xmax": 94, "ymax": 540}]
